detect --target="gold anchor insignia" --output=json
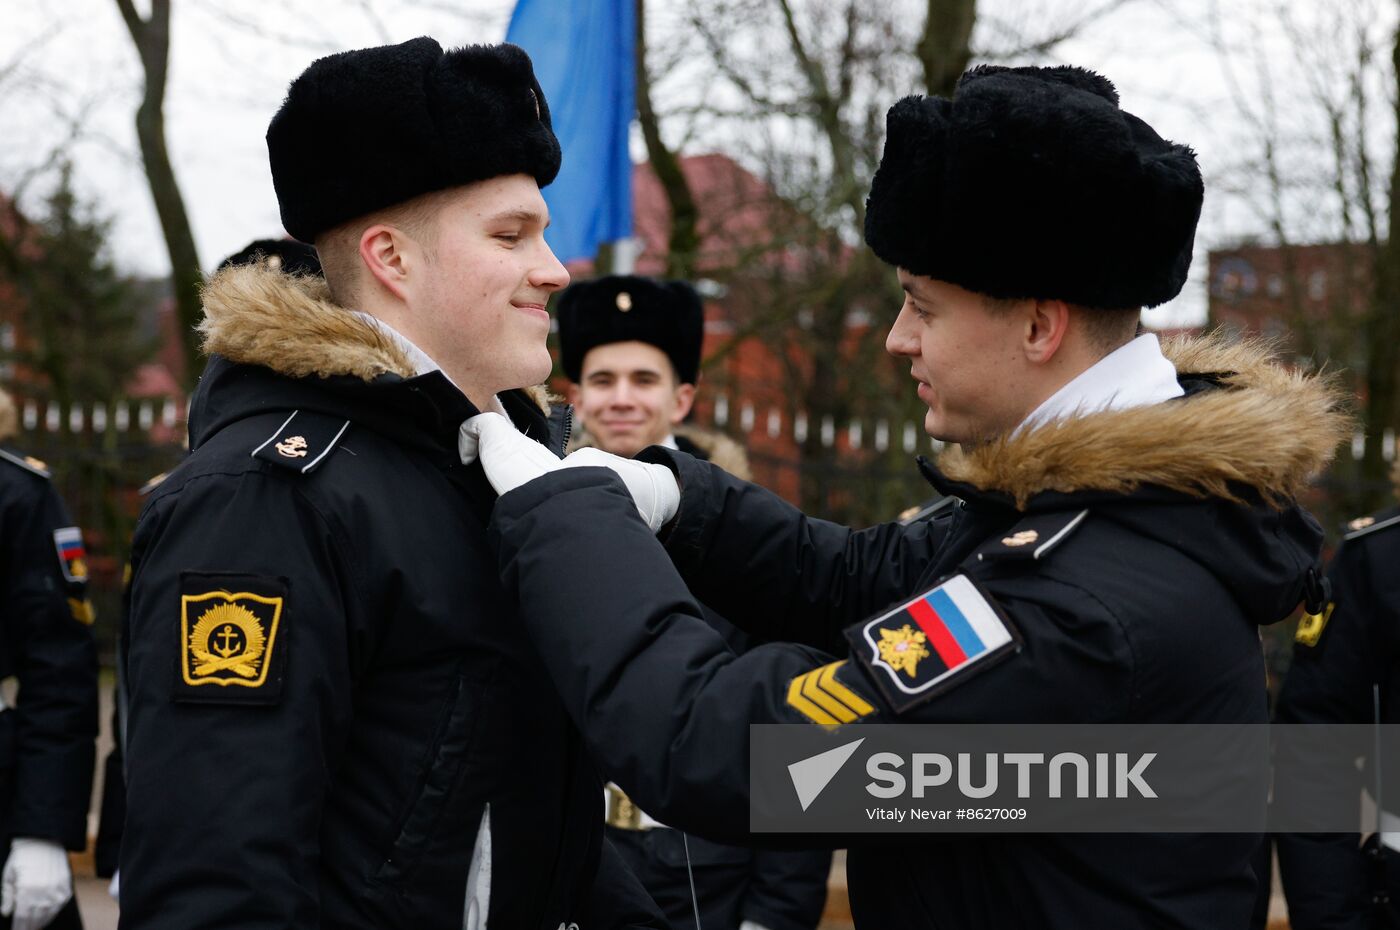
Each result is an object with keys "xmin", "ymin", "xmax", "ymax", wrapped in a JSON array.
[
  {"xmin": 276, "ymin": 435, "xmax": 308, "ymax": 458},
  {"xmin": 180, "ymin": 591, "xmax": 283, "ymax": 689},
  {"xmin": 189, "ymin": 603, "xmax": 266, "ymax": 678},
  {"xmin": 1002, "ymin": 529, "xmax": 1039, "ymax": 547},
  {"xmin": 877, "ymin": 624, "xmax": 930, "ymax": 678},
  {"xmin": 23, "ymin": 456, "xmax": 47, "ymax": 471},
  {"xmin": 1348, "ymin": 515, "xmax": 1376, "ymax": 532},
  {"xmin": 616, "ymin": 291, "xmax": 633, "ymax": 312}
]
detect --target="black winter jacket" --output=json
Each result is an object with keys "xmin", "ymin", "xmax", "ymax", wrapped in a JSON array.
[
  {"xmin": 0, "ymin": 444, "xmax": 98, "ymax": 850},
  {"xmin": 1275, "ymin": 494, "xmax": 1400, "ymax": 930},
  {"xmin": 489, "ymin": 336, "xmax": 1346, "ymax": 930},
  {"xmin": 120, "ymin": 266, "xmax": 663, "ymax": 930}
]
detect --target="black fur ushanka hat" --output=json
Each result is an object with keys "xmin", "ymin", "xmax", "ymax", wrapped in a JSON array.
[
  {"xmin": 864, "ymin": 65, "xmax": 1203, "ymax": 309},
  {"xmin": 557, "ymin": 276, "xmax": 704, "ymax": 385},
  {"xmin": 216, "ymin": 238, "xmax": 322, "ymax": 277},
  {"xmin": 267, "ymin": 37, "xmax": 561, "ymax": 243}
]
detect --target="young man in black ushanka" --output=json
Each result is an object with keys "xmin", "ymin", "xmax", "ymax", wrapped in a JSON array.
[
  {"xmin": 464, "ymin": 65, "xmax": 1350, "ymax": 929},
  {"xmin": 120, "ymin": 38, "xmax": 664, "ymax": 930}
]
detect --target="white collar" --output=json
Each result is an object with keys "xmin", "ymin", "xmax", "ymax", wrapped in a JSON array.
[
  {"xmin": 350, "ymin": 311, "xmax": 447, "ymax": 381},
  {"xmin": 1017, "ymin": 333, "xmax": 1184, "ymax": 435},
  {"xmin": 349, "ymin": 312, "xmax": 507, "ymax": 415},
  {"xmin": 660, "ymin": 434, "xmax": 679, "ymax": 450}
]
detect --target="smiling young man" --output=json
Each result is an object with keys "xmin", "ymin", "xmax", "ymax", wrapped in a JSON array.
[
  {"xmin": 559, "ymin": 275, "xmax": 748, "ymax": 469},
  {"xmin": 465, "ymin": 65, "xmax": 1350, "ymax": 928},
  {"xmin": 120, "ymin": 38, "xmax": 663, "ymax": 930}
]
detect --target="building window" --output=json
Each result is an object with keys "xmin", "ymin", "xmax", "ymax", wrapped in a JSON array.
[{"xmin": 1308, "ymin": 270, "xmax": 1327, "ymax": 301}]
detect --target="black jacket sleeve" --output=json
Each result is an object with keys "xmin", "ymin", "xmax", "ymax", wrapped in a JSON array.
[
  {"xmin": 636, "ymin": 448, "xmax": 949, "ymax": 653},
  {"xmin": 0, "ymin": 474, "xmax": 98, "ymax": 848},
  {"xmin": 582, "ymin": 837, "xmax": 672, "ymax": 930},
  {"xmin": 741, "ymin": 848, "xmax": 831, "ymax": 930},
  {"xmin": 1273, "ymin": 536, "xmax": 1383, "ymax": 930},
  {"xmin": 121, "ymin": 471, "xmax": 362, "ymax": 929},
  {"xmin": 491, "ymin": 469, "xmax": 1133, "ymax": 844}
]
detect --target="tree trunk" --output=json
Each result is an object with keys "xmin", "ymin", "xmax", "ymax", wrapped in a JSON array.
[
  {"xmin": 635, "ymin": 0, "xmax": 700, "ymax": 280},
  {"xmin": 115, "ymin": 0, "xmax": 203, "ymax": 389},
  {"xmin": 918, "ymin": 0, "xmax": 978, "ymax": 98},
  {"xmin": 1360, "ymin": 18, "xmax": 1400, "ymax": 506}
]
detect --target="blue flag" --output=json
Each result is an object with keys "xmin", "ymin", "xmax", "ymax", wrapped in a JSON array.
[{"xmin": 507, "ymin": 0, "xmax": 635, "ymax": 263}]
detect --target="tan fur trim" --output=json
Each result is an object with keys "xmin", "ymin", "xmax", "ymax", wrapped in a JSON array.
[
  {"xmin": 937, "ymin": 332, "xmax": 1351, "ymax": 508},
  {"xmin": 0, "ymin": 388, "xmax": 14, "ymax": 443},
  {"xmin": 569, "ymin": 423, "xmax": 752, "ymax": 479},
  {"xmin": 674, "ymin": 424, "xmax": 753, "ymax": 480},
  {"xmin": 522, "ymin": 385, "xmax": 556, "ymax": 414},
  {"xmin": 199, "ymin": 265, "xmax": 415, "ymax": 380}
]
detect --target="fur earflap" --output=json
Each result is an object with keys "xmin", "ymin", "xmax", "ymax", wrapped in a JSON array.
[
  {"xmin": 268, "ymin": 37, "xmax": 560, "ymax": 242},
  {"xmin": 865, "ymin": 65, "xmax": 1202, "ymax": 310},
  {"xmin": 937, "ymin": 333, "xmax": 1351, "ymax": 508}
]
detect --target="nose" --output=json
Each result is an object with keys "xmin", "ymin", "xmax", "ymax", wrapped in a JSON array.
[
  {"xmin": 530, "ymin": 239, "xmax": 571, "ymax": 292},
  {"xmin": 886, "ymin": 300, "xmax": 919, "ymax": 358},
  {"xmin": 609, "ymin": 381, "xmax": 637, "ymax": 408}
]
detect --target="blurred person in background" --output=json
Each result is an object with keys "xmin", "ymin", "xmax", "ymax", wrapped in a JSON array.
[{"xmin": 559, "ymin": 274, "xmax": 829, "ymax": 930}]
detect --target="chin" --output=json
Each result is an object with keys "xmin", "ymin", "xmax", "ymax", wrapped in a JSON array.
[
  {"xmin": 923, "ymin": 411, "xmax": 960, "ymax": 445},
  {"xmin": 602, "ymin": 435, "xmax": 646, "ymax": 458}
]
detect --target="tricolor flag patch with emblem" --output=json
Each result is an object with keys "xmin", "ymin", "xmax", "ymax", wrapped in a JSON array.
[
  {"xmin": 846, "ymin": 574, "xmax": 1019, "ymax": 713},
  {"xmin": 52, "ymin": 527, "xmax": 88, "ymax": 582}
]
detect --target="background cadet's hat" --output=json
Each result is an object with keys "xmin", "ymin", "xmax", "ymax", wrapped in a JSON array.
[
  {"xmin": 557, "ymin": 275, "xmax": 704, "ymax": 385},
  {"xmin": 864, "ymin": 65, "xmax": 1203, "ymax": 309},
  {"xmin": 217, "ymin": 238, "xmax": 322, "ymax": 276},
  {"xmin": 267, "ymin": 36, "xmax": 561, "ymax": 243}
]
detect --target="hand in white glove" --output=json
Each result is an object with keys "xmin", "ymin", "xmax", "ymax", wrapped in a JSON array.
[
  {"xmin": 1, "ymin": 838, "xmax": 71, "ymax": 930},
  {"xmin": 459, "ymin": 412, "xmax": 563, "ymax": 495},
  {"xmin": 559, "ymin": 447, "xmax": 680, "ymax": 533}
]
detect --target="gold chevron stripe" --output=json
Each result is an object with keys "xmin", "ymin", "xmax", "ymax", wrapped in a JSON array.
[
  {"xmin": 801, "ymin": 668, "xmax": 858, "ymax": 723},
  {"xmin": 819, "ymin": 662, "xmax": 875, "ymax": 716},
  {"xmin": 787, "ymin": 673, "xmax": 840, "ymax": 725}
]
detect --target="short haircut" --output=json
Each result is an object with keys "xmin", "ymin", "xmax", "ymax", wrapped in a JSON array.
[
  {"xmin": 981, "ymin": 294, "xmax": 1140, "ymax": 356},
  {"xmin": 314, "ymin": 189, "xmax": 450, "ymax": 308}
]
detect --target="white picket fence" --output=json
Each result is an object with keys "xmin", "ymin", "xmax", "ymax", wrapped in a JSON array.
[{"xmin": 13, "ymin": 394, "xmax": 1396, "ymax": 462}]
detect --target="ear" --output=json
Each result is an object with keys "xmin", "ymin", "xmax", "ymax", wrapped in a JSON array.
[
  {"xmin": 566, "ymin": 382, "xmax": 582, "ymax": 407},
  {"xmin": 359, "ymin": 224, "xmax": 414, "ymax": 302},
  {"xmin": 670, "ymin": 382, "xmax": 697, "ymax": 423},
  {"xmin": 1023, "ymin": 299, "xmax": 1070, "ymax": 365}
]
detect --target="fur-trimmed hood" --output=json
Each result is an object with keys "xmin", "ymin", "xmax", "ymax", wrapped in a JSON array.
[
  {"xmin": 569, "ymin": 422, "xmax": 752, "ymax": 480},
  {"xmin": 198, "ymin": 264, "xmax": 550, "ymax": 411},
  {"xmin": 936, "ymin": 334, "xmax": 1350, "ymax": 508}
]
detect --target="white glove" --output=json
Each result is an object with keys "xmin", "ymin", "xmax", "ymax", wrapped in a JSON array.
[
  {"xmin": 1, "ymin": 838, "xmax": 71, "ymax": 930},
  {"xmin": 559, "ymin": 447, "xmax": 680, "ymax": 533},
  {"xmin": 738, "ymin": 922, "xmax": 774, "ymax": 930},
  {"xmin": 459, "ymin": 412, "xmax": 563, "ymax": 495}
]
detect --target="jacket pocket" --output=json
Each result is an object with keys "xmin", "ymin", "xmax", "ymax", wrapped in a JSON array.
[{"xmin": 373, "ymin": 672, "xmax": 484, "ymax": 887}]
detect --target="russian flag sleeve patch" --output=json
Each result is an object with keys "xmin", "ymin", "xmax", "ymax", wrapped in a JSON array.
[{"xmin": 845, "ymin": 574, "xmax": 1020, "ymax": 714}]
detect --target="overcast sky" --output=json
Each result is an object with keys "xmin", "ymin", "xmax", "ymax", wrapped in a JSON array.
[{"xmin": 1, "ymin": 0, "xmax": 1393, "ymax": 328}]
